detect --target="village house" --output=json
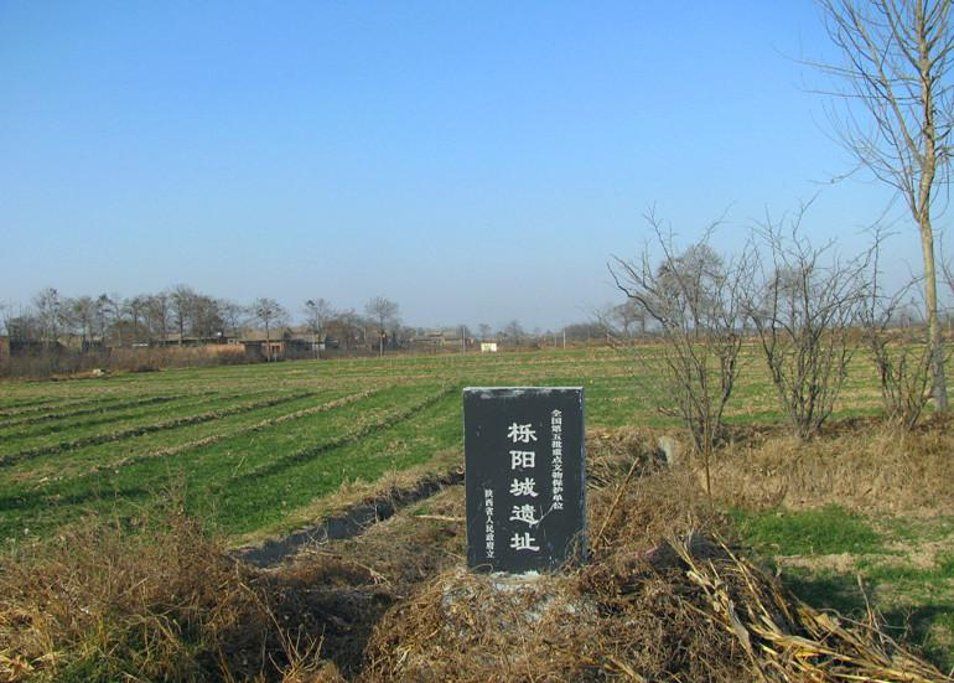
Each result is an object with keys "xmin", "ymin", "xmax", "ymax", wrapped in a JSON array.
[
  {"xmin": 240, "ymin": 327, "xmax": 317, "ymax": 361},
  {"xmin": 155, "ymin": 332, "xmax": 227, "ymax": 348},
  {"xmin": 407, "ymin": 328, "xmax": 472, "ymax": 353}
]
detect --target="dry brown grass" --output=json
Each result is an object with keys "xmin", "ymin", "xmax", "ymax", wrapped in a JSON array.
[
  {"xmin": 356, "ymin": 426, "xmax": 949, "ymax": 682},
  {"xmin": 361, "ymin": 562, "xmax": 742, "ymax": 683},
  {"xmin": 360, "ymin": 463, "xmax": 742, "ymax": 681},
  {"xmin": 2, "ymin": 345, "xmax": 249, "ymax": 380},
  {"xmin": 710, "ymin": 415, "xmax": 954, "ymax": 515},
  {"xmin": 586, "ymin": 428, "xmax": 722, "ymax": 553},
  {"xmin": 354, "ymin": 427, "xmax": 946, "ymax": 681},
  {"xmin": 0, "ymin": 501, "xmax": 378, "ymax": 681}
]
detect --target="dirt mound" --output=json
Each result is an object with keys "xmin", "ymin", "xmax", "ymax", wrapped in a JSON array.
[{"xmin": 363, "ymin": 533, "xmax": 946, "ymax": 682}]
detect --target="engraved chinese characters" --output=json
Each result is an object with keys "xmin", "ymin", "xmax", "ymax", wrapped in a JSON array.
[
  {"xmin": 507, "ymin": 421, "xmax": 541, "ymax": 552},
  {"xmin": 464, "ymin": 387, "xmax": 586, "ymax": 573}
]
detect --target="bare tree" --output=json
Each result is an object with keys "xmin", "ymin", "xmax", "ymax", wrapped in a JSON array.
[
  {"xmin": 611, "ymin": 300, "xmax": 647, "ymax": 339},
  {"xmin": 95, "ymin": 294, "xmax": 118, "ymax": 346},
  {"xmin": 478, "ymin": 323, "xmax": 492, "ymax": 341},
  {"xmin": 251, "ymin": 298, "xmax": 287, "ymax": 362},
  {"xmin": 219, "ymin": 299, "xmax": 246, "ymax": 341},
  {"xmin": 5, "ymin": 307, "xmax": 40, "ymax": 344},
  {"xmin": 124, "ymin": 295, "xmax": 149, "ymax": 345},
  {"xmin": 304, "ymin": 298, "xmax": 335, "ymax": 358},
  {"xmin": 33, "ymin": 287, "xmax": 62, "ymax": 348},
  {"xmin": 190, "ymin": 294, "xmax": 225, "ymax": 339},
  {"xmin": 330, "ymin": 309, "xmax": 366, "ymax": 351},
  {"xmin": 169, "ymin": 285, "xmax": 195, "ymax": 345},
  {"xmin": 365, "ymin": 296, "xmax": 400, "ymax": 356},
  {"xmin": 588, "ymin": 305, "xmax": 622, "ymax": 345},
  {"xmin": 12, "ymin": 310, "xmax": 37, "ymax": 344},
  {"xmin": 815, "ymin": 0, "xmax": 953, "ymax": 410},
  {"xmin": 144, "ymin": 293, "xmax": 170, "ymax": 344},
  {"xmin": 503, "ymin": 320, "xmax": 525, "ymax": 347},
  {"xmin": 746, "ymin": 209, "xmax": 870, "ymax": 439},
  {"xmin": 610, "ymin": 213, "xmax": 751, "ymax": 496},
  {"xmin": 69, "ymin": 296, "xmax": 96, "ymax": 349}
]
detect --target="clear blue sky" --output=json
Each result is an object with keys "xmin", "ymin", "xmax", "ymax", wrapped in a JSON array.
[{"xmin": 0, "ymin": 1, "xmax": 938, "ymax": 330}]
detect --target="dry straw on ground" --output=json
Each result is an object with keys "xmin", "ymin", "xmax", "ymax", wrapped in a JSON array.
[{"xmin": 362, "ymin": 533, "xmax": 948, "ymax": 682}]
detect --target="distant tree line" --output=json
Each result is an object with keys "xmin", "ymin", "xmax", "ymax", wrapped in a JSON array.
[
  {"xmin": 0, "ymin": 284, "xmax": 635, "ymax": 378},
  {"xmin": 0, "ymin": 287, "xmax": 404, "ymax": 353},
  {"xmin": 2, "ymin": 285, "xmax": 245, "ymax": 350},
  {"xmin": 1, "ymin": 285, "xmax": 640, "ymax": 354}
]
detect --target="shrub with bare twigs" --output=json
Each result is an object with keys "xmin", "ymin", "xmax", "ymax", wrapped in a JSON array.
[
  {"xmin": 610, "ymin": 211, "xmax": 752, "ymax": 496},
  {"xmin": 745, "ymin": 208, "xmax": 870, "ymax": 439}
]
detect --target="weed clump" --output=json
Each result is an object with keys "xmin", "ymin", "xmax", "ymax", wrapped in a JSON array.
[{"xmin": 0, "ymin": 504, "xmax": 377, "ymax": 681}]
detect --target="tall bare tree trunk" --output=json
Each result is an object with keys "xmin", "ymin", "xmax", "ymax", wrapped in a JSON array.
[
  {"xmin": 917, "ymin": 13, "xmax": 948, "ymax": 410},
  {"xmin": 921, "ymin": 224, "xmax": 948, "ymax": 409}
]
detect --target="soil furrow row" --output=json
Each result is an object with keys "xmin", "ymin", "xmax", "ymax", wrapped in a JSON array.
[
  {"xmin": 234, "ymin": 467, "xmax": 463, "ymax": 567},
  {"xmin": 0, "ymin": 391, "xmax": 315, "ymax": 467},
  {"xmin": 220, "ymin": 386, "xmax": 455, "ymax": 488},
  {"xmin": 78, "ymin": 388, "xmax": 381, "ymax": 480},
  {"xmin": 0, "ymin": 394, "xmax": 189, "ymax": 430}
]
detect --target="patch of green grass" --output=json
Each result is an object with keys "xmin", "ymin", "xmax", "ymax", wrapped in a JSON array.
[
  {"xmin": 920, "ymin": 607, "xmax": 954, "ymax": 672},
  {"xmin": 880, "ymin": 516, "xmax": 954, "ymax": 544},
  {"xmin": 940, "ymin": 552, "xmax": 954, "ymax": 577},
  {"xmin": 857, "ymin": 553, "xmax": 954, "ymax": 586},
  {"xmin": 0, "ymin": 385, "xmax": 434, "ymax": 538},
  {"xmin": 2, "ymin": 390, "xmax": 345, "ymax": 484},
  {"xmin": 0, "ymin": 391, "xmax": 230, "ymax": 455},
  {"xmin": 731, "ymin": 505, "xmax": 883, "ymax": 556}
]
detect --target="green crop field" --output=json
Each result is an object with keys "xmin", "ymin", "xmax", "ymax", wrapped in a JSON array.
[{"xmin": 0, "ymin": 346, "xmax": 892, "ymax": 546}]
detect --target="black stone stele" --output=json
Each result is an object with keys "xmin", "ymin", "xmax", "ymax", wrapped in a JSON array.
[{"xmin": 464, "ymin": 387, "xmax": 586, "ymax": 573}]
